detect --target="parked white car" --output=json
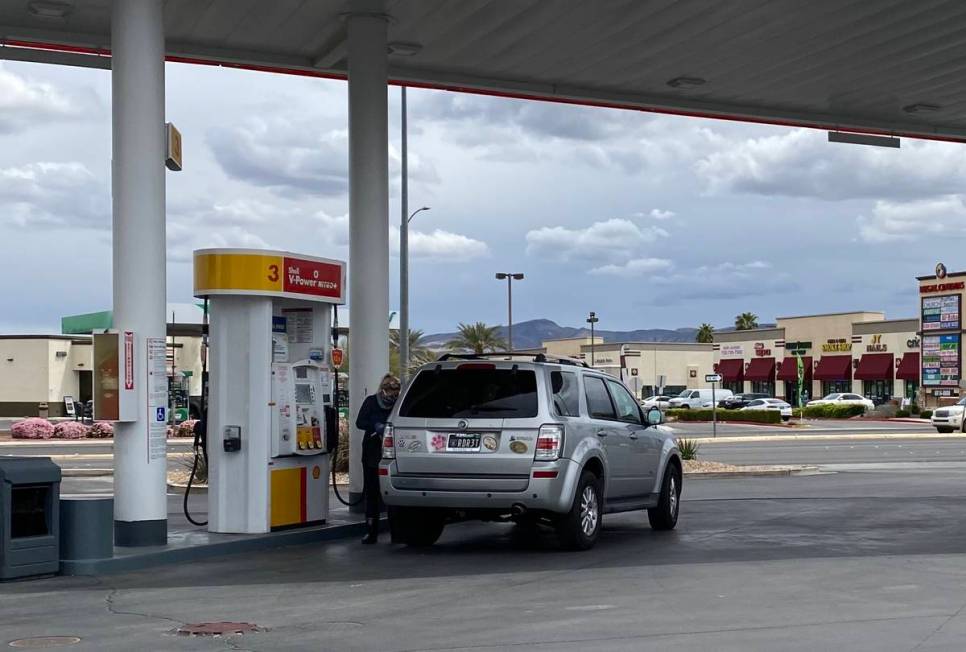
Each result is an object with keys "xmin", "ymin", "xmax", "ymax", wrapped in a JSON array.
[
  {"xmin": 931, "ymin": 398, "xmax": 966, "ymax": 433},
  {"xmin": 668, "ymin": 388, "xmax": 734, "ymax": 409},
  {"xmin": 741, "ymin": 398, "xmax": 793, "ymax": 421},
  {"xmin": 641, "ymin": 395, "xmax": 672, "ymax": 410},
  {"xmin": 806, "ymin": 393, "xmax": 874, "ymax": 412}
]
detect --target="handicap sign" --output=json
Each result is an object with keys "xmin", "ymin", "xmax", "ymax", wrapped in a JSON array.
[{"xmin": 155, "ymin": 407, "xmax": 166, "ymax": 423}]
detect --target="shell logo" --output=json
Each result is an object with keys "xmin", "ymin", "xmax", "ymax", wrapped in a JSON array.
[{"xmin": 312, "ymin": 466, "xmax": 321, "ymax": 480}]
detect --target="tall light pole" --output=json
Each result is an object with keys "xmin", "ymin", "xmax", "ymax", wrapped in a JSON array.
[
  {"xmin": 587, "ymin": 311, "xmax": 599, "ymax": 366},
  {"xmin": 399, "ymin": 84, "xmax": 432, "ymax": 386},
  {"xmin": 495, "ymin": 273, "xmax": 524, "ymax": 351}
]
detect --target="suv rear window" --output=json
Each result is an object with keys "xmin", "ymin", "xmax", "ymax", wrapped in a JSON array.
[{"xmin": 399, "ymin": 368, "xmax": 538, "ymax": 418}]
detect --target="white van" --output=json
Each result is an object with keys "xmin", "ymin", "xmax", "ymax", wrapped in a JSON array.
[{"xmin": 667, "ymin": 388, "xmax": 734, "ymax": 409}]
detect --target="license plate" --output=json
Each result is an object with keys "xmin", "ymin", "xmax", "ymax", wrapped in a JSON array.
[{"xmin": 448, "ymin": 434, "xmax": 481, "ymax": 450}]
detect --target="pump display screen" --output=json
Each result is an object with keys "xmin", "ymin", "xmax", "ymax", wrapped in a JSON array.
[
  {"xmin": 295, "ymin": 366, "xmax": 309, "ymax": 380},
  {"xmin": 295, "ymin": 383, "xmax": 314, "ymax": 404}
]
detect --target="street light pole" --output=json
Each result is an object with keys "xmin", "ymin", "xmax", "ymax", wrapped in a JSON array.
[
  {"xmin": 398, "ymin": 86, "xmax": 430, "ymax": 385},
  {"xmin": 495, "ymin": 273, "xmax": 524, "ymax": 351},
  {"xmin": 587, "ymin": 311, "xmax": 599, "ymax": 366}
]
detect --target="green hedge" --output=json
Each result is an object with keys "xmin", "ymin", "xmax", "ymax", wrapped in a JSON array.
[
  {"xmin": 895, "ymin": 409, "xmax": 910, "ymax": 418},
  {"xmin": 666, "ymin": 408, "xmax": 782, "ymax": 424},
  {"xmin": 791, "ymin": 404, "xmax": 866, "ymax": 419},
  {"xmin": 921, "ymin": 410, "xmax": 933, "ymax": 419}
]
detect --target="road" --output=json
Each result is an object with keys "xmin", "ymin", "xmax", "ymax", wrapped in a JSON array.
[{"xmin": 7, "ymin": 467, "xmax": 966, "ymax": 650}]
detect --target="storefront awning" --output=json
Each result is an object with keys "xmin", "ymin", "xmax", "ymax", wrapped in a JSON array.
[
  {"xmin": 813, "ymin": 355, "xmax": 853, "ymax": 381},
  {"xmin": 714, "ymin": 358, "xmax": 744, "ymax": 383},
  {"xmin": 777, "ymin": 356, "xmax": 813, "ymax": 383},
  {"xmin": 745, "ymin": 357, "xmax": 776, "ymax": 382},
  {"xmin": 854, "ymin": 353, "xmax": 895, "ymax": 380},
  {"xmin": 855, "ymin": 353, "xmax": 895, "ymax": 380},
  {"xmin": 896, "ymin": 352, "xmax": 920, "ymax": 381}
]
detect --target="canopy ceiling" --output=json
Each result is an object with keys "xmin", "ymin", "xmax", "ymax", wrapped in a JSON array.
[{"xmin": 3, "ymin": 0, "xmax": 966, "ymax": 141}]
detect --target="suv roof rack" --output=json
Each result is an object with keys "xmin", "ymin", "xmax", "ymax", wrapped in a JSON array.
[{"xmin": 436, "ymin": 352, "xmax": 589, "ymax": 368}]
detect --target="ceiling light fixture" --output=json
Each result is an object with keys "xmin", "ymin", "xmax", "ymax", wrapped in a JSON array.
[
  {"xmin": 828, "ymin": 131, "xmax": 900, "ymax": 148},
  {"xmin": 902, "ymin": 103, "xmax": 941, "ymax": 114},
  {"xmin": 27, "ymin": 0, "xmax": 73, "ymax": 19},
  {"xmin": 666, "ymin": 76, "xmax": 706, "ymax": 89},
  {"xmin": 387, "ymin": 42, "xmax": 422, "ymax": 56}
]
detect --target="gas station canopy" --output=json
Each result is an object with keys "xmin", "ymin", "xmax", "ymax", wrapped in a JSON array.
[{"xmin": 3, "ymin": 0, "xmax": 966, "ymax": 142}]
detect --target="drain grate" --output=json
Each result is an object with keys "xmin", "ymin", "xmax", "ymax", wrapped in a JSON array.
[
  {"xmin": 177, "ymin": 622, "xmax": 259, "ymax": 637},
  {"xmin": 8, "ymin": 637, "xmax": 81, "ymax": 649}
]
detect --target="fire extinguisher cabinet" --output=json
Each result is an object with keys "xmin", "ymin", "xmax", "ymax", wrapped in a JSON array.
[{"xmin": 0, "ymin": 457, "xmax": 61, "ymax": 580}]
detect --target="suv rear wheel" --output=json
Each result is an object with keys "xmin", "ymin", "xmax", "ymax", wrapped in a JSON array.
[
  {"xmin": 390, "ymin": 507, "xmax": 446, "ymax": 547},
  {"xmin": 648, "ymin": 462, "xmax": 681, "ymax": 531},
  {"xmin": 556, "ymin": 470, "xmax": 603, "ymax": 551}
]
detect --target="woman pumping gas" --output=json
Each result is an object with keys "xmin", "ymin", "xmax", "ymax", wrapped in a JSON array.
[{"xmin": 355, "ymin": 374, "xmax": 400, "ymax": 544}]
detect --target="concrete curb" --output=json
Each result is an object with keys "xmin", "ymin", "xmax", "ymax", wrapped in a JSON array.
[
  {"xmin": 691, "ymin": 432, "xmax": 966, "ymax": 444},
  {"xmin": 63, "ymin": 468, "xmax": 113, "ymax": 478},
  {"xmin": 0, "ymin": 438, "xmax": 192, "ymax": 447},
  {"xmin": 59, "ymin": 519, "xmax": 377, "ymax": 576},
  {"xmin": 685, "ymin": 466, "xmax": 816, "ymax": 479}
]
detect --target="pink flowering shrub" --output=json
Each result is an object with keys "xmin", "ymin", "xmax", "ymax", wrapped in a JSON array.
[
  {"xmin": 11, "ymin": 418, "xmax": 55, "ymax": 440},
  {"xmin": 53, "ymin": 422, "xmax": 90, "ymax": 439},
  {"xmin": 87, "ymin": 421, "xmax": 114, "ymax": 439},
  {"xmin": 174, "ymin": 419, "xmax": 199, "ymax": 438}
]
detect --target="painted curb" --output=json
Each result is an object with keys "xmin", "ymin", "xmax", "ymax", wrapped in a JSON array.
[
  {"xmin": 691, "ymin": 432, "xmax": 966, "ymax": 444},
  {"xmin": 685, "ymin": 466, "xmax": 815, "ymax": 479}
]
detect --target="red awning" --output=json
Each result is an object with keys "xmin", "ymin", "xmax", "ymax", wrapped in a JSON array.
[
  {"xmin": 745, "ymin": 357, "xmax": 776, "ymax": 382},
  {"xmin": 714, "ymin": 358, "xmax": 744, "ymax": 382},
  {"xmin": 854, "ymin": 353, "xmax": 895, "ymax": 380},
  {"xmin": 813, "ymin": 355, "xmax": 853, "ymax": 381},
  {"xmin": 777, "ymin": 356, "xmax": 813, "ymax": 382},
  {"xmin": 896, "ymin": 352, "xmax": 920, "ymax": 381}
]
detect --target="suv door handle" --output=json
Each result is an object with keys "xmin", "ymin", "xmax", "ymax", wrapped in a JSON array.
[
  {"xmin": 628, "ymin": 432, "xmax": 639, "ymax": 440},
  {"xmin": 596, "ymin": 430, "xmax": 609, "ymax": 438}
]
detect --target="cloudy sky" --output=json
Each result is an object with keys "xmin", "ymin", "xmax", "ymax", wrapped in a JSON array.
[{"xmin": 0, "ymin": 59, "xmax": 961, "ymax": 335}]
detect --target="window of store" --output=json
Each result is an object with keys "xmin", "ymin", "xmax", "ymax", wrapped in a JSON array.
[
  {"xmin": 905, "ymin": 380, "xmax": 919, "ymax": 401},
  {"xmin": 822, "ymin": 380, "xmax": 852, "ymax": 396},
  {"xmin": 862, "ymin": 379, "xmax": 891, "ymax": 404},
  {"xmin": 751, "ymin": 380, "xmax": 775, "ymax": 396},
  {"xmin": 722, "ymin": 380, "xmax": 742, "ymax": 394}
]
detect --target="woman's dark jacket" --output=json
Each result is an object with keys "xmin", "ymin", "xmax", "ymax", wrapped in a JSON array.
[{"xmin": 356, "ymin": 394, "xmax": 393, "ymax": 468}]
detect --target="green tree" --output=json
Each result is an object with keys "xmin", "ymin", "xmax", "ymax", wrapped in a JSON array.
[
  {"xmin": 696, "ymin": 323, "xmax": 714, "ymax": 343},
  {"xmin": 390, "ymin": 329, "xmax": 434, "ymax": 376},
  {"xmin": 734, "ymin": 312, "xmax": 759, "ymax": 331},
  {"xmin": 446, "ymin": 322, "xmax": 507, "ymax": 354}
]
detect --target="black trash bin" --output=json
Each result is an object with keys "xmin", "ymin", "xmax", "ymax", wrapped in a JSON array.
[{"xmin": 0, "ymin": 457, "xmax": 61, "ymax": 580}]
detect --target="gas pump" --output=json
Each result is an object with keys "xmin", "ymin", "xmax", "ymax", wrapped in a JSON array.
[{"xmin": 193, "ymin": 248, "xmax": 346, "ymax": 534}]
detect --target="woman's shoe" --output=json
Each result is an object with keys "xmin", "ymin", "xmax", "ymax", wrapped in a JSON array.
[{"xmin": 361, "ymin": 517, "xmax": 378, "ymax": 544}]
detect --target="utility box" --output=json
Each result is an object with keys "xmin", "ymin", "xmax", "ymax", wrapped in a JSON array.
[{"xmin": 0, "ymin": 457, "xmax": 61, "ymax": 580}]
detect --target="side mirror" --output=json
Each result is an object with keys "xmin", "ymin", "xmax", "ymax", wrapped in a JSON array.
[{"xmin": 646, "ymin": 407, "xmax": 663, "ymax": 426}]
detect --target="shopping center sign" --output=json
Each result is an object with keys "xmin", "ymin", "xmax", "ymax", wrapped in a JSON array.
[{"xmin": 822, "ymin": 338, "xmax": 851, "ymax": 353}]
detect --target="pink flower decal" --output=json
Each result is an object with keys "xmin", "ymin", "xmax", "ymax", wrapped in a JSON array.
[{"xmin": 431, "ymin": 434, "xmax": 446, "ymax": 451}]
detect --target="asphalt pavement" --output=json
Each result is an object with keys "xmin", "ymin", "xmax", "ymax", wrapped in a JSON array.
[{"xmin": 6, "ymin": 468, "xmax": 966, "ymax": 650}]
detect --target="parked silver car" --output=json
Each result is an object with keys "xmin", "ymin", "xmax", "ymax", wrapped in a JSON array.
[{"xmin": 379, "ymin": 353, "xmax": 683, "ymax": 550}]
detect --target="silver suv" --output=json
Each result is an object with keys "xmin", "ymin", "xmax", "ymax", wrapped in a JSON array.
[{"xmin": 380, "ymin": 354, "xmax": 682, "ymax": 550}]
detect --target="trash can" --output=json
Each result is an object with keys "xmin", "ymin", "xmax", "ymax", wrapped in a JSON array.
[
  {"xmin": 0, "ymin": 457, "xmax": 61, "ymax": 580},
  {"xmin": 37, "ymin": 402, "xmax": 49, "ymax": 419},
  {"xmin": 60, "ymin": 495, "xmax": 113, "ymax": 562}
]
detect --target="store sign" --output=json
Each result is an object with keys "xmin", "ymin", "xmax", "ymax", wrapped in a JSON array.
[
  {"xmin": 907, "ymin": 338, "xmax": 920, "ymax": 349},
  {"xmin": 922, "ymin": 333, "xmax": 961, "ymax": 387},
  {"xmin": 785, "ymin": 341, "xmax": 812, "ymax": 355},
  {"xmin": 922, "ymin": 295, "xmax": 961, "ymax": 331},
  {"xmin": 630, "ymin": 368, "xmax": 638, "ymax": 376},
  {"xmin": 822, "ymin": 338, "xmax": 851, "ymax": 353},
  {"xmin": 754, "ymin": 342, "xmax": 771, "ymax": 357},
  {"xmin": 866, "ymin": 334, "xmax": 888, "ymax": 353},
  {"xmin": 921, "ymin": 281, "xmax": 965, "ymax": 294},
  {"xmin": 720, "ymin": 344, "xmax": 743, "ymax": 357}
]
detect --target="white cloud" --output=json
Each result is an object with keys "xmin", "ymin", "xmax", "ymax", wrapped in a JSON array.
[
  {"xmin": 650, "ymin": 260, "xmax": 789, "ymax": 303},
  {"xmin": 649, "ymin": 209, "xmax": 675, "ymax": 220},
  {"xmin": 590, "ymin": 257, "xmax": 672, "ymax": 277},
  {"xmin": 167, "ymin": 221, "xmax": 271, "ymax": 263},
  {"xmin": 857, "ymin": 195, "xmax": 966, "ymax": 243},
  {"xmin": 0, "ymin": 64, "xmax": 98, "ymax": 134},
  {"xmin": 696, "ymin": 128, "xmax": 966, "ymax": 201},
  {"xmin": 390, "ymin": 227, "xmax": 489, "ymax": 262},
  {"xmin": 0, "ymin": 162, "xmax": 107, "ymax": 228},
  {"xmin": 525, "ymin": 218, "xmax": 668, "ymax": 264}
]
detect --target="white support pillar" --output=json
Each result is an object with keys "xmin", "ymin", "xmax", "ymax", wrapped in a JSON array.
[
  {"xmin": 111, "ymin": 0, "xmax": 168, "ymax": 545},
  {"xmin": 346, "ymin": 7, "xmax": 390, "ymax": 508}
]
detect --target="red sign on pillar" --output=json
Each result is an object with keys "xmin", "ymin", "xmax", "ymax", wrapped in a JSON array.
[{"xmin": 282, "ymin": 257, "xmax": 342, "ymax": 299}]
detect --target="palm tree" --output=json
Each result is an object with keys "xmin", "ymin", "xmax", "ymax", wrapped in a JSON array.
[
  {"xmin": 734, "ymin": 312, "xmax": 759, "ymax": 331},
  {"xmin": 446, "ymin": 322, "xmax": 507, "ymax": 354},
  {"xmin": 696, "ymin": 323, "xmax": 714, "ymax": 343},
  {"xmin": 390, "ymin": 329, "xmax": 434, "ymax": 376}
]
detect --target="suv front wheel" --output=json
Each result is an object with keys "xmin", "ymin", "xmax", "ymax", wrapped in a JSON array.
[
  {"xmin": 556, "ymin": 470, "xmax": 603, "ymax": 551},
  {"xmin": 648, "ymin": 463, "xmax": 681, "ymax": 530}
]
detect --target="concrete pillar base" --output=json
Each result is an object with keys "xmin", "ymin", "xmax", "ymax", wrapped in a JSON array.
[{"xmin": 114, "ymin": 519, "xmax": 167, "ymax": 548}]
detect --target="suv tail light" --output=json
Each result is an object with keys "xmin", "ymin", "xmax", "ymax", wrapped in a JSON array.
[
  {"xmin": 535, "ymin": 424, "xmax": 563, "ymax": 461},
  {"xmin": 382, "ymin": 424, "xmax": 395, "ymax": 459}
]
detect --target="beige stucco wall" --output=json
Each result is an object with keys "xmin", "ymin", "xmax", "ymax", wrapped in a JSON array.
[
  {"xmin": 850, "ymin": 320, "xmax": 919, "ymax": 400},
  {"xmin": 543, "ymin": 337, "xmax": 602, "ymax": 359},
  {"xmin": 582, "ymin": 343, "xmax": 713, "ymax": 397},
  {"xmin": 0, "ymin": 339, "xmax": 50, "ymax": 402}
]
